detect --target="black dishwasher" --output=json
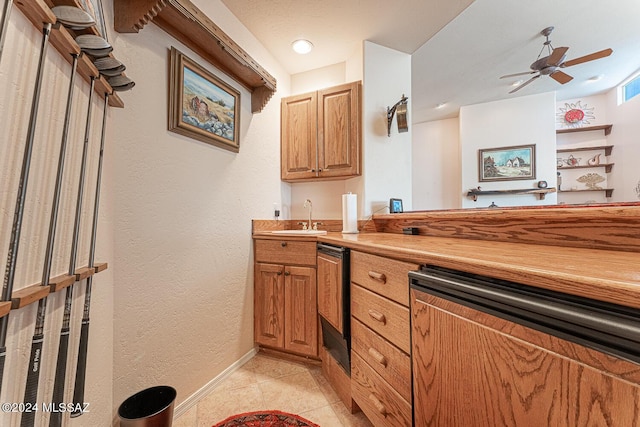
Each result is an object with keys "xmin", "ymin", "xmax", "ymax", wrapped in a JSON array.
[{"xmin": 409, "ymin": 265, "xmax": 640, "ymax": 363}]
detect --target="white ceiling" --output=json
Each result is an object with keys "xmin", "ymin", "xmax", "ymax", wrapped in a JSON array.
[{"xmin": 221, "ymin": 0, "xmax": 640, "ymax": 123}]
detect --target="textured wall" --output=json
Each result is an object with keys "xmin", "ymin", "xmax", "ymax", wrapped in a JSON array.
[{"xmin": 107, "ymin": 0, "xmax": 290, "ymax": 417}]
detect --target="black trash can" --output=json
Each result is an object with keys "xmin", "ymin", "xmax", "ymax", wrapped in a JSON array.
[{"xmin": 118, "ymin": 385, "xmax": 176, "ymax": 427}]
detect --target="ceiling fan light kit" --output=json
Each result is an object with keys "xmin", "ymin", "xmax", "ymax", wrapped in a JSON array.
[{"xmin": 501, "ymin": 26, "xmax": 613, "ymax": 94}]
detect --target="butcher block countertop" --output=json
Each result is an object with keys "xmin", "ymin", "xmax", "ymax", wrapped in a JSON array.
[{"xmin": 317, "ymin": 232, "xmax": 640, "ymax": 310}]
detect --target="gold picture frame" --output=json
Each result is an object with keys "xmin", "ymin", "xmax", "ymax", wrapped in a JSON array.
[{"xmin": 168, "ymin": 47, "xmax": 240, "ymax": 152}]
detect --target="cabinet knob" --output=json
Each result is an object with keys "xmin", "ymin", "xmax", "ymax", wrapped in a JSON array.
[
  {"xmin": 281, "ymin": 242, "xmax": 287, "ymax": 247},
  {"xmin": 284, "ymin": 271, "xmax": 290, "ymax": 276},
  {"xmin": 368, "ymin": 394, "xmax": 387, "ymax": 416},
  {"xmin": 368, "ymin": 271, "xmax": 387, "ymax": 284},
  {"xmin": 368, "ymin": 309, "xmax": 386, "ymax": 324},
  {"xmin": 276, "ymin": 271, "xmax": 283, "ymax": 276},
  {"xmin": 368, "ymin": 347, "xmax": 387, "ymax": 367},
  {"xmin": 311, "ymin": 169, "xmax": 316, "ymax": 172}
]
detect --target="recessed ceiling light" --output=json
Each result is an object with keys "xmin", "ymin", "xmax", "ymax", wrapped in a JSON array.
[
  {"xmin": 435, "ymin": 102, "xmax": 447, "ymax": 109},
  {"xmin": 292, "ymin": 39, "xmax": 313, "ymax": 54},
  {"xmin": 511, "ymin": 80, "xmax": 523, "ymax": 87}
]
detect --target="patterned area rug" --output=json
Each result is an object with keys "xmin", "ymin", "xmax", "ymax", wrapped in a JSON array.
[{"xmin": 213, "ymin": 410, "xmax": 320, "ymax": 427}]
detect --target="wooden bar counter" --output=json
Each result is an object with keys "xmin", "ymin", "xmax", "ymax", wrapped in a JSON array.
[
  {"xmin": 254, "ymin": 203, "xmax": 640, "ymax": 310},
  {"xmin": 318, "ymin": 232, "xmax": 640, "ymax": 310},
  {"xmin": 254, "ymin": 204, "xmax": 640, "ymax": 426}
]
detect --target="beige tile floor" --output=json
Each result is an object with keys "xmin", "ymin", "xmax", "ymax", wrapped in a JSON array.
[{"xmin": 173, "ymin": 353, "xmax": 373, "ymax": 427}]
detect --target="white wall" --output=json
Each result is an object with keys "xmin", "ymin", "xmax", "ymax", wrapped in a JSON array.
[
  {"xmin": 555, "ymin": 91, "xmax": 640, "ymax": 204},
  {"xmin": 555, "ymin": 94, "xmax": 611, "ymax": 204},
  {"xmin": 291, "ymin": 62, "xmax": 346, "ymax": 94},
  {"xmin": 354, "ymin": 41, "xmax": 412, "ymax": 217},
  {"xmin": 0, "ymin": 10, "xmax": 114, "ymax": 426},
  {"xmin": 605, "ymin": 91, "xmax": 640, "ymax": 201},
  {"xmin": 108, "ymin": 0, "xmax": 291, "ymax": 418},
  {"xmin": 412, "ymin": 118, "xmax": 461, "ymax": 210},
  {"xmin": 460, "ymin": 92, "xmax": 557, "ymax": 208}
]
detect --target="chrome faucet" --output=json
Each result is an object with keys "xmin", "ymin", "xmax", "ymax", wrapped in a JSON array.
[{"xmin": 303, "ymin": 199, "xmax": 312, "ymax": 230}]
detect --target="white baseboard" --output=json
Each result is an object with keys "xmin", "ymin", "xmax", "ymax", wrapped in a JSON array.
[{"xmin": 172, "ymin": 347, "xmax": 258, "ymax": 419}]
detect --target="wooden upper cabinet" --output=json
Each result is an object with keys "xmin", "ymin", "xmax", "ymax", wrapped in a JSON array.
[
  {"xmin": 281, "ymin": 81, "xmax": 361, "ymax": 182},
  {"xmin": 317, "ymin": 82, "xmax": 361, "ymax": 179},
  {"xmin": 281, "ymin": 92, "xmax": 318, "ymax": 181}
]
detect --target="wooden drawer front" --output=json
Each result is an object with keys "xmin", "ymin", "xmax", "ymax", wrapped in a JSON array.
[
  {"xmin": 351, "ymin": 318, "xmax": 411, "ymax": 402},
  {"xmin": 351, "ymin": 352, "xmax": 411, "ymax": 427},
  {"xmin": 351, "ymin": 284, "xmax": 410, "ymax": 353},
  {"xmin": 255, "ymin": 239, "xmax": 316, "ymax": 265},
  {"xmin": 351, "ymin": 251, "xmax": 418, "ymax": 306}
]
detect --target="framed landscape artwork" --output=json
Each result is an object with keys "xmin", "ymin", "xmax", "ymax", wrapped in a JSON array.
[
  {"xmin": 479, "ymin": 144, "xmax": 536, "ymax": 182},
  {"xmin": 168, "ymin": 47, "xmax": 241, "ymax": 152}
]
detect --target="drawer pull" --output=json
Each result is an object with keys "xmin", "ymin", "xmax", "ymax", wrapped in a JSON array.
[
  {"xmin": 368, "ymin": 271, "xmax": 387, "ymax": 283},
  {"xmin": 368, "ymin": 309, "xmax": 386, "ymax": 324},
  {"xmin": 368, "ymin": 347, "xmax": 387, "ymax": 367},
  {"xmin": 281, "ymin": 242, "xmax": 287, "ymax": 247},
  {"xmin": 368, "ymin": 394, "xmax": 387, "ymax": 416}
]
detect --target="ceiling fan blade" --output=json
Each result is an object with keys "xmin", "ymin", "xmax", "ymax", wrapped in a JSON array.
[
  {"xmin": 561, "ymin": 48, "xmax": 613, "ymax": 67},
  {"xmin": 550, "ymin": 70, "xmax": 573, "ymax": 84},
  {"xmin": 500, "ymin": 71, "xmax": 536, "ymax": 79},
  {"xmin": 547, "ymin": 46, "xmax": 569, "ymax": 65},
  {"xmin": 509, "ymin": 74, "xmax": 540, "ymax": 94}
]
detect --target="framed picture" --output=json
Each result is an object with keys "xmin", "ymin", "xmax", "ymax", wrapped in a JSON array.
[
  {"xmin": 80, "ymin": 0, "xmax": 108, "ymax": 41},
  {"xmin": 168, "ymin": 47, "xmax": 241, "ymax": 152},
  {"xmin": 478, "ymin": 144, "xmax": 536, "ymax": 182},
  {"xmin": 389, "ymin": 198, "xmax": 403, "ymax": 213}
]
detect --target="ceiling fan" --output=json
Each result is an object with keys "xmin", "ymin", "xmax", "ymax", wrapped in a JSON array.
[{"xmin": 501, "ymin": 26, "xmax": 613, "ymax": 94}]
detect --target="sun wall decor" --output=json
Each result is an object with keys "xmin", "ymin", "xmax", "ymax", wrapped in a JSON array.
[{"xmin": 556, "ymin": 100, "xmax": 596, "ymax": 128}]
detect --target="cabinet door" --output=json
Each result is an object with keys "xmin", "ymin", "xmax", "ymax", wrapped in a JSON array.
[
  {"xmin": 284, "ymin": 266, "xmax": 318, "ymax": 357},
  {"xmin": 411, "ymin": 288, "xmax": 640, "ymax": 427},
  {"xmin": 281, "ymin": 91, "xmax": 318, "ymax": 181},
  {"xmin": 317, "ymin": 81, "xmax": 361, "ymax": 179},
  {"xmin": 317, "ymin": 252, "xmax": 343, "ymax": 334},
  {"xmin": 254, "ymin": 263, "xmax": 284, "ymax": 348}
]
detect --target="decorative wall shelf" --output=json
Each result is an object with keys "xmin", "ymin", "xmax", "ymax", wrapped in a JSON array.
[
  {"xmin": 15, "ymin": 0, "xmax": 124, "ymax": 107},
  {"xmin": 556, "ymin": 127, "xmax": 614, "ymax": 199},
  {"xmin": 556, "ymin": 124, "xmax": 613, "ymax": 136},
  {"xmin": 466, "ymin": 188, "xmax": 556, "ymax": 202},
  {"xmin": 557, "ymin": 145, "xmax": 614, "ymax": 156},
  {"xmin": 557, "ymin": 163, "xmax": 615, "ymax": 173},
  {"xmin": 559, "ymin": 189, "xmax": 614, "ymax": 198},
  {"xmin": 113, "ymin": 0, "xmax": 277, "ymax": 113}
]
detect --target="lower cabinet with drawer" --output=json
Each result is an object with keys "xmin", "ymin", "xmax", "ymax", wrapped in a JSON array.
[
  {"xmin": 254, "ymin": 238, "xmax": 318, "ymax": 358},
  {"xmin": 350, "ymin": 251, "xmax": 418, "ymax": 427}
]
